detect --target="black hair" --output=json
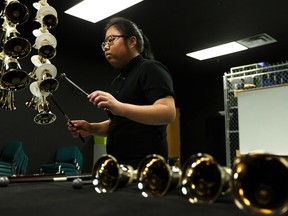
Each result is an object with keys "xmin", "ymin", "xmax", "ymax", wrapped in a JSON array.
[{"xmin": 104, "ymin": 17, "xmax": 154, "ymax": 60}]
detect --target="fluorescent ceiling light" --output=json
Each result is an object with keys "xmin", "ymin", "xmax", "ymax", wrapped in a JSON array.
[
  {"xmin": 186, "ymin": 42, "xmax": 248, "ymax": 61},
  {"xmin": 186, "ymin": 33, "xmax": 277, "ymax": 61},
  {"xmin": 65, "ymin": 0, "xmax": 143, "ymax": 23}
]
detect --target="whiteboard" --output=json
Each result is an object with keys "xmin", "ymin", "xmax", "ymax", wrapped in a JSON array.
[{"xmin": 238, "ymin": 85, "xmax": 288, "ymax": 155}]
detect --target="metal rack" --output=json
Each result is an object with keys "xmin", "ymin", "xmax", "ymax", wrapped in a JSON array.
[{"xmin": 223, "ymin": 61, "xmax": 288, "ymax": 167}]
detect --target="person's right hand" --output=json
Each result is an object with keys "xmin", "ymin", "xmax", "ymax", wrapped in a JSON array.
[{"xmin": 67, "ymin": 120, "xmax": 91, "ymax": 138}]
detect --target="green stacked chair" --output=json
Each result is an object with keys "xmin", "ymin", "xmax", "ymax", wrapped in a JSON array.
[
  {"xmin": 40, "ymin": 145, "xmax": 83, "ymax": 175},
  {"xmin": 0, "ymin": 140, "xmax": 28, "ymax": 176}
]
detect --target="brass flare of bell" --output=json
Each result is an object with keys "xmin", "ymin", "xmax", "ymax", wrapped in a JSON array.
[
  {"xmin": 0, "ymin": 87, "xmax": 16, "ymax": 111},
  {"xmin": 137, "ymin": 154, "xmax": 182, "ymax": 197},
  {"xmin": 0, "ymin": 57, "xmax": 30, "ymax": 91},
  {"xmin": 34, "ymin": 99, "xmax": 56, "ymax": 125},
  {"xmin": 232, "ymin": 153, "xmax": 288, "ymax": 216},
  {"xmin": 181, "ymin": 153, "xmax": 232, "ymax": 204},
  {"xmin": 39, "ymin": 70, "xmax": 59, "ymax": 92},
  {"xmin": 92, "ymin": 154, "xmax": 135, "ymax": 193},
  {"xmin": 42, "ymin": 14, "xmax": 58, "ymax": 29},
  {"xmin": 3, "ymin": 30, "xmax": 32, "ymax": 59},
  {"xmin": 4, "ymin": 1, "xmax": 29, "ymax": 25},
  {"xmin": 38, "ymin": 41, "xmax": 56, "ymax": 59}
]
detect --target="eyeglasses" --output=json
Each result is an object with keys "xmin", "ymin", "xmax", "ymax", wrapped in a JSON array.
[{"xmin": 101, "ymin": 35, "xmax": 127, "ymax": 51}]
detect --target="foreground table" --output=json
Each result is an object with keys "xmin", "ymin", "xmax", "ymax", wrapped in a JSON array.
[{"xmin": 0, "ymin": 177, "xmax": 257, "ymax": 216}]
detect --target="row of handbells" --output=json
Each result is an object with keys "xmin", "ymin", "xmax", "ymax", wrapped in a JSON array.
[{"xmin": 90, "ymin": 152, "xmax": 288, "ymax": 216}]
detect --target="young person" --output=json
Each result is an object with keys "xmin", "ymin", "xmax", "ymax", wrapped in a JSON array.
[{"xmin": 68, "ymin": 17, "xmax": 176, "ymax": 168}]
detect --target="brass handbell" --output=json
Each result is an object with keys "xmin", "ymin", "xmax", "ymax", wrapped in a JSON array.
[
  {"xmin": 34, "ymin": 32, "xmax": 57, "ymax": 59},
  {"xmin": 181, "ymin": 153, "xmax": 231, "ymax": 204},
  {"xmin": 232, "ymin": 152, "xmax": 288, "ymax": 215},
  {"xmin": 36, "ymin": 5, "xmax": 58, "ymax": 29},
  {"xmin": 35, "ymin": 63, "xmax": 58, "ymax": 92},
  {"xmin": 26, "ymin": 81, "xmax": 42, "ymax": 109},
  {"xmin": 0, "ymin": 87, "xmax": 16, "ymax": 110},
  {"xmin": 28, "ymin": 81, "xmax": 55, "ymax": 125},
  {"xmin": 92, "ymin": 155, "xmax": 136, "ymax": 193},
  {"xmin": 3, "ymin": 28, "xmax": 31, "ymax": 59},
  {"xmin": 137, "ymin": 154, "xmax": 182, "ymax": 197},
  {"xmin": 4, "ymin": 0, "xmax": 29, "ymax": 25},
  {"xmin": 0, "ymin": 56, "xmax": 30, "ymax": 91},
  {"xmin": 34, "ymin": 98, "xmax": 56, "ymax": 125}
]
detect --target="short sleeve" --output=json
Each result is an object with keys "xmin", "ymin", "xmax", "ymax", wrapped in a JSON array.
[{"xmin": 139, "ymin": 60, "xmax": 175, "ymax": 104}]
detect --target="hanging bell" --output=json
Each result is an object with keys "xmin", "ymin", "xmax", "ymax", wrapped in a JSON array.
[
  {"xmin": 4, "ymin": 0, "xmax": 29, "ymax": 25},
  {"xmin": 29, "ymin": 81, "xmax": 55, "ymax": 124},
  {"xmin": 34, "ymin": 32, "xmax": 57, "ymax": 59},
  {"xmin": 1, "ymin": 57, "xmax": 30, "ymax": 91},
  {"xmin": 3, "ymin": 28, "xmax": 31, "ymax": 59},
  {"xmin": 34, "ymin": 101, "xmax": 56, "ymax": 125},
  {"xmin": 0, "ymin": 87, "xmax": 16, "ymax": 110},
  {"xmin": 34, "ymin": 96, "xmax": 56, "ymax": 125},
  {"xmin": 35, "ymin": 63, "xmax": 59, "ymax": 92},
  {"xmin": 27, "ymin": 81, "xmax": 47, "ymax": 108},
  {"xmin": 36, "ymin": 5, "xmax": 58, "ymax": 29}
]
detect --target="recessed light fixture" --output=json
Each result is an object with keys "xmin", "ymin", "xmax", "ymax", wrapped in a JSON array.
[
  {"xmin": 64, "ymin": 0, "xmax": 144, "ymax": 23},
  {"xmin": 186, "ymin": 33, "xmax": 277, "ymax": 61},
  {"xmin": 186, "ymin": 42, "xmax": 248, "ymax": 61}
]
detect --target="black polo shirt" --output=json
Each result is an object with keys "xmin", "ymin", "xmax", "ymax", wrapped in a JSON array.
[{"xmin": 106, "ymin": 55, "xmax": 175, "ymax": 168}]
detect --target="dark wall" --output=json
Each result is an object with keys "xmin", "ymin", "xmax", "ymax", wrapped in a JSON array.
[{"xmin": 169, "ymin": 61, "xmax": 227, "ymax": 166}]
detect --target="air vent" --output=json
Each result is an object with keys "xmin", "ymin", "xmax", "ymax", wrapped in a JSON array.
[{"xmin": 237, "ymin": 33, "xmax": 277, "ymax": 48}]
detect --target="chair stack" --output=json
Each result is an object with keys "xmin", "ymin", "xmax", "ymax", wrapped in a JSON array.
[
  {"xmin": 40, "ymin": 145, "xmax": 83, "ymax": 175},
  {"xmin": 0, "ymin": 140, "xmax": 28, "ymax": 176}
]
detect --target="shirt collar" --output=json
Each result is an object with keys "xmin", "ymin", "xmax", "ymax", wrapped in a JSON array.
[{"xmin": 119, "ymin": 55, "xmax": 143, "ymax": 73}]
